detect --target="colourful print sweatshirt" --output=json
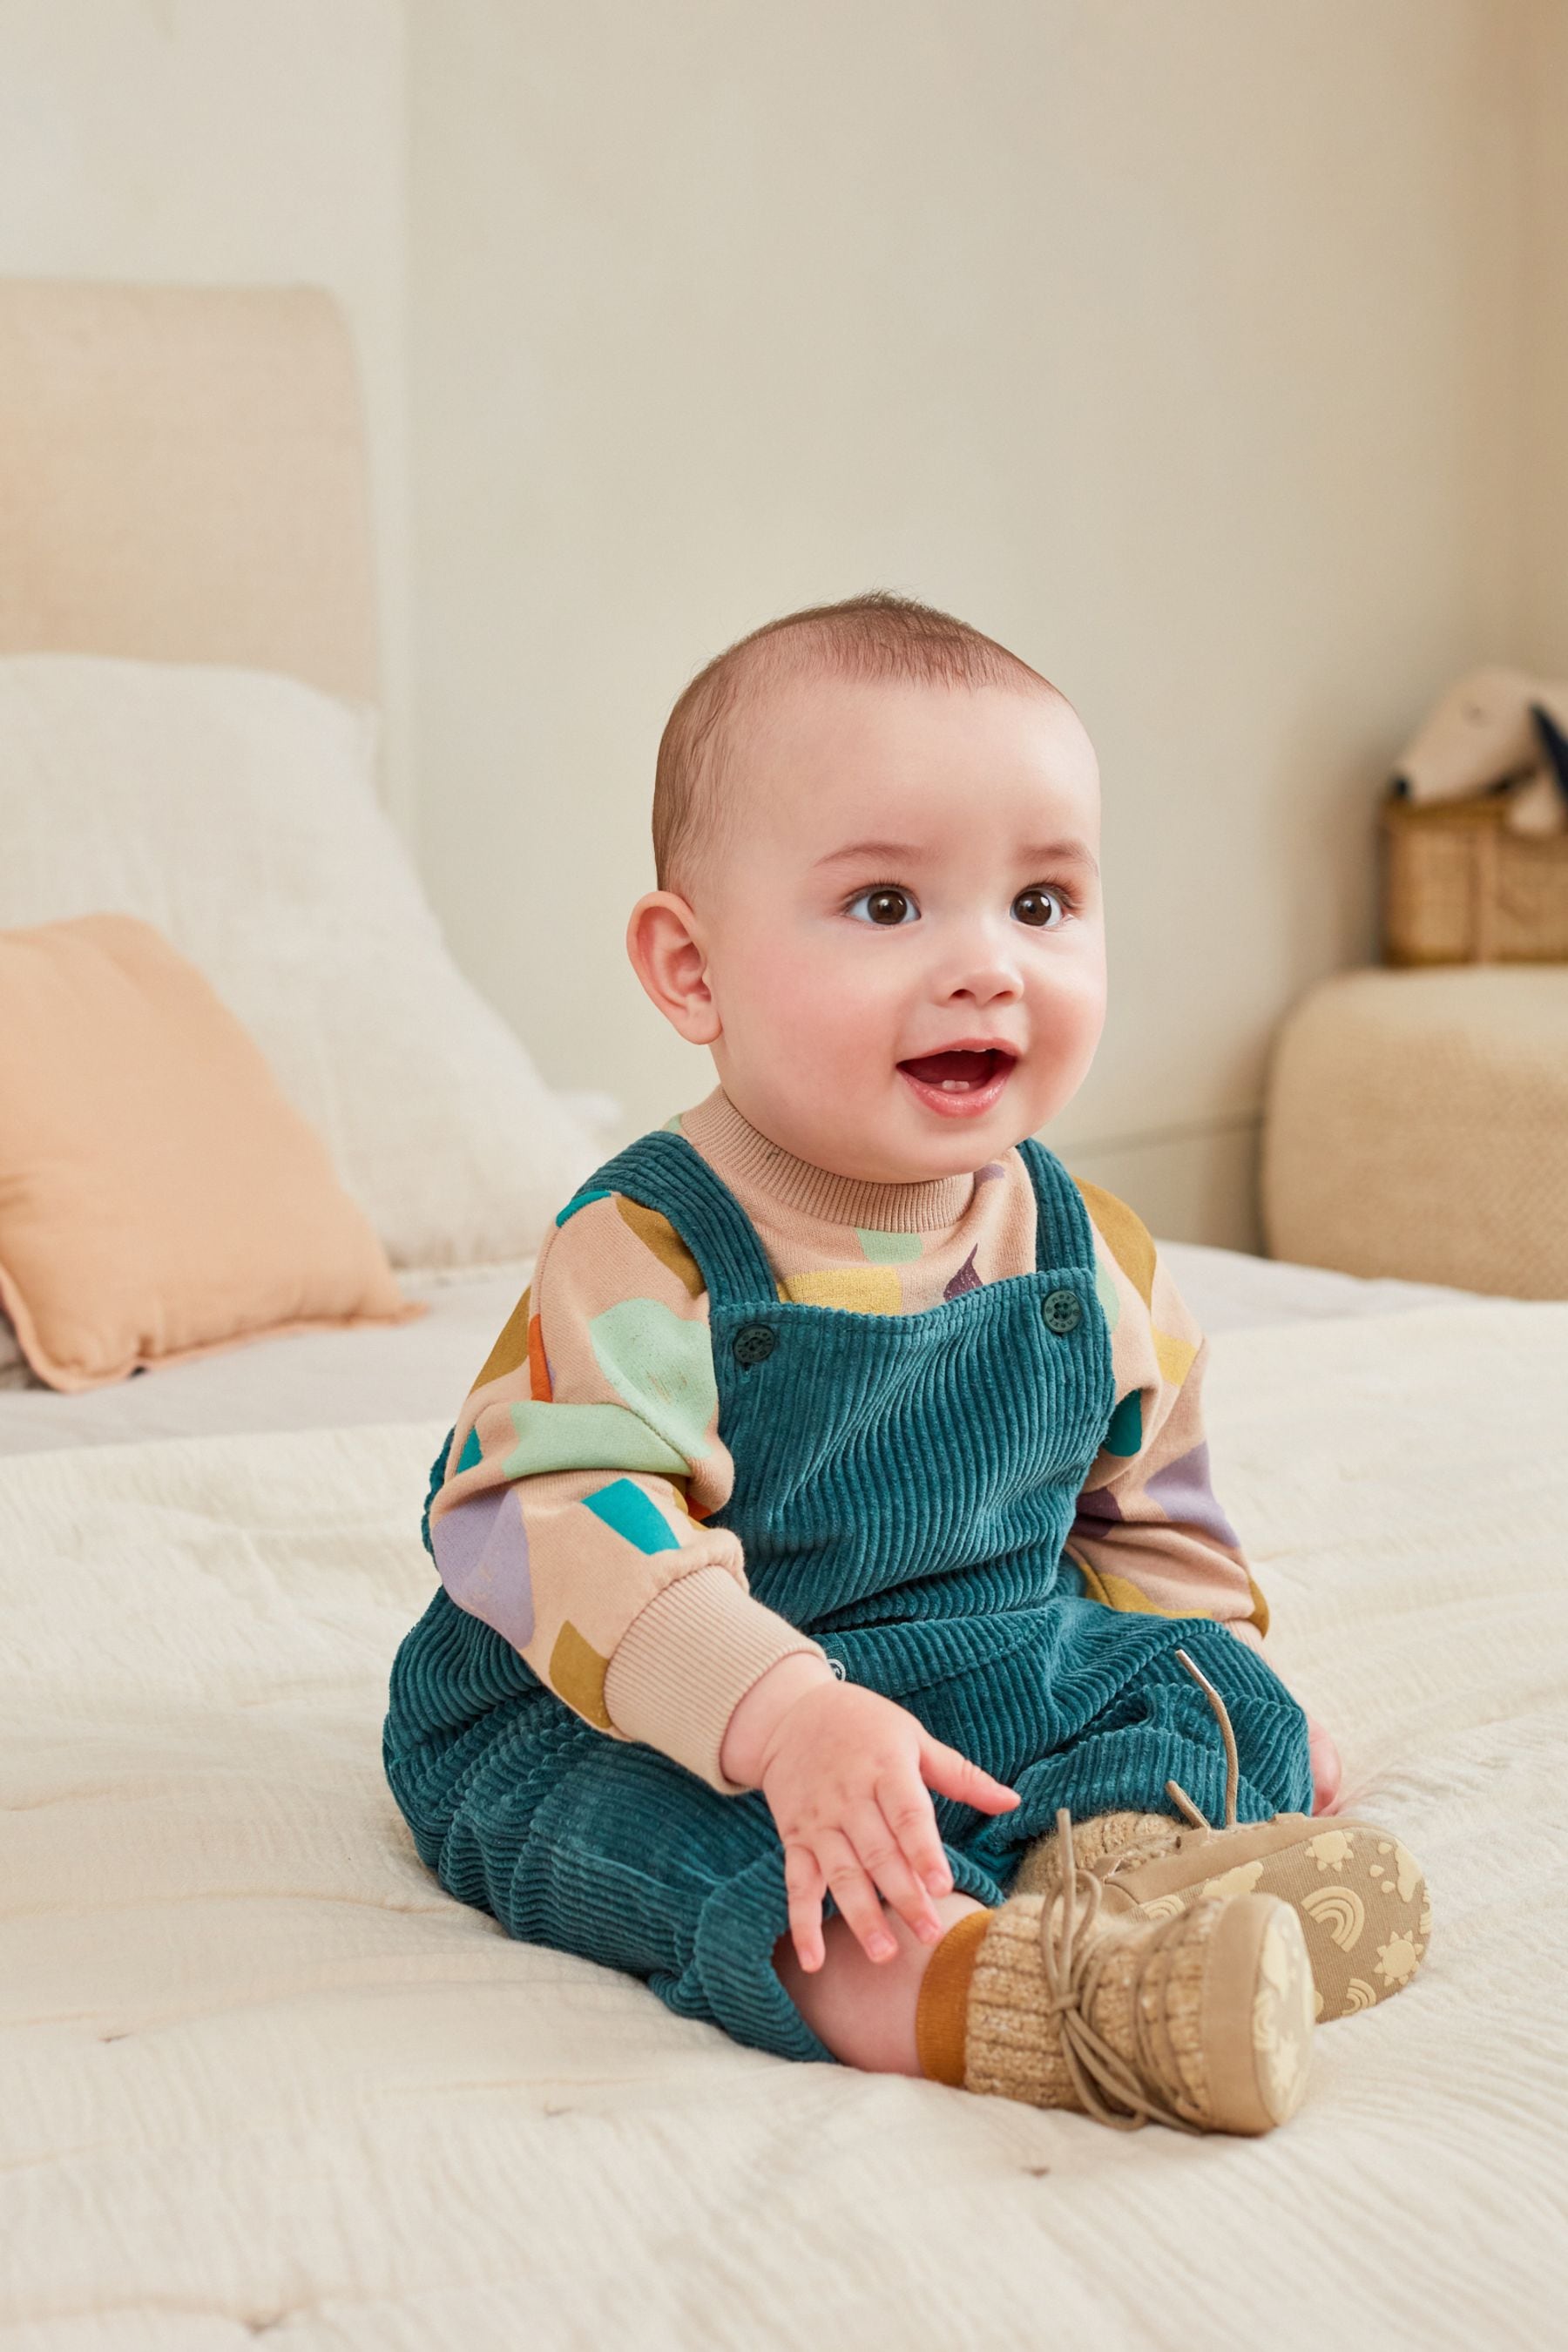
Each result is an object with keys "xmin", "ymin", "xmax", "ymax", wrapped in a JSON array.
[{"xmin": 427, "ymin": 1089, "xmax": 1268, "ymax": 1793}]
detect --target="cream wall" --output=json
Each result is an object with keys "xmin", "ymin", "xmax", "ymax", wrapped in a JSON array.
[
  {"xmin": 0, "ymin": 0, "xmax": 414, "ymax": 824},
  {"xmin": 3, "ymin": 4, "xmax": 1555, "ymax": 1247},
  {"xmin": 406, "ymin": 0, "xmax": 1528, "ymax": 1245}
]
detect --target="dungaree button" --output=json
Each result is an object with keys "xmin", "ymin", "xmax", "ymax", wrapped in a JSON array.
[
  {"xmin": 1041, "ymin": 1288, "xmax": 1082, "ymax": 1335},
  {"xmin": 733, "ymin": 1322, "xmax": 777, "ymax": 1368}
]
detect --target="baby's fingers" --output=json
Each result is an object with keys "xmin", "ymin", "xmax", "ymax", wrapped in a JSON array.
[
  {"xmin": 783, "ymin": 1842, "xmax": 827, "ymax": 1972},
  {"xmin": 877, "ymin": 1772, "xmax": 954, "ymax": 1900},
  {"xmin": 818, "ymin": 1829, "xmax": 899, "ymax": 1964},
  {"xmin": 919, "ymin": 1734, "xmax": 1020, "ymax": 1816},
  {"xmin": 842, "ymin": 1800, "xmax": 943, "ymax": 1945}
]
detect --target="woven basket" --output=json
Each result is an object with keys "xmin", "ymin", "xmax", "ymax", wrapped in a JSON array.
[{"xmin": 1381, "ymin": 789, "xmax": 1568, "ymax": 965}]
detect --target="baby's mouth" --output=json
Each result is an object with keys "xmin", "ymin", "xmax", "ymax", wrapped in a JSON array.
[{"xmin": 896, "ymin": 1048, "xmax": 1017, "ymax": 1118}]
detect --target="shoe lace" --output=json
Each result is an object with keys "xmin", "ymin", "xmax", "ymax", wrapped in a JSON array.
[
  {"xmin": 1089, "ymin": 1646, "xmax": 1243, "ymax": 1892},
  {"xmin": 1037, "ymin": 1804, "xmax": 1212, "ymax": 2135},
  {"xmin": 1163, "ymin": 1646, "xmax": 1240, "ymax": 1833}
]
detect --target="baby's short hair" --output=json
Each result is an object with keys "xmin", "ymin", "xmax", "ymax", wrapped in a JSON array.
[{"xmin": 652, "ymin": 590, "xmax": 1063, "ymax": 897}]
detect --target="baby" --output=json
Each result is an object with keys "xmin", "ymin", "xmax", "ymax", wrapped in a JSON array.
[{"xmin": 385, "ymin": 591, "xmax": 1430, "ymax": 2135}]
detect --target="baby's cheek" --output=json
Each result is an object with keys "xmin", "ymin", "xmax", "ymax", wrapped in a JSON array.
[
  {"xmin": 1033, "ymin": 963, "xmax": 1105, "ymax": 1081},
  {"xmin": 723, "ymin": 951, "xmax": 813, "ymax": 1057},
  {"xmin": 775, "ymin": 959, "xmax": 902, "ymax": 1082}
]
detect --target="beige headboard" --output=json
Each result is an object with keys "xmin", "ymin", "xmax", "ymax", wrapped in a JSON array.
[{"xmin": 0, "ymin": 280, "xmax": 378, "ymax": 702}]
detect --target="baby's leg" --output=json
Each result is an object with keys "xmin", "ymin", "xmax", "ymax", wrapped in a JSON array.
[
  {"xmin": 391, "ymin": 1633, "xmax": 1310, "ymax": 2131},
  {"xmin": 775, "ymin": 1895, "xmax": 986, "ymax": 2074}
]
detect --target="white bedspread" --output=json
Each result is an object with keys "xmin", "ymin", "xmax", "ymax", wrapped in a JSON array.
[{"xmin": 5, "ymin": 1302, "xmax": 1567, "ymax": 2348}]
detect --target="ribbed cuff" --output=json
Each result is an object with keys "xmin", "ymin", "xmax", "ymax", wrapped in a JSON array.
[
  {"xmin": 603, "ymin": 1569, "xmax": 825, "ymax": 1794},
  {"xmin": 915, "ymin": 1906, "xmax": 991, "ymax": 2085}
]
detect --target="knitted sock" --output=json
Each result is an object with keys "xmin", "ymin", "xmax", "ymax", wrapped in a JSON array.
[
  {"xmin": 915, "ymin": 1906, "xmax": 991, "ymax": 2087},
  {"xmin": 967, "ymin": 1891, "xmax": 1211, "ymax": 2114}
]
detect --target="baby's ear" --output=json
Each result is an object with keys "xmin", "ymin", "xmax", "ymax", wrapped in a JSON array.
[{"xmin": 625, "ymin": 891, "xmax": 721, "ymax": 1044}]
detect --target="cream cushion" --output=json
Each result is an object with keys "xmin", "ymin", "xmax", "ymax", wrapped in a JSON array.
[
  {"xmin": 0, "ymin": 915, "xmax": 422, "ymax": 1392},
  {"xmin": 0, "ymin": 653, "xmax": 601, "ymax": 1269},
  {"xmin": 1261, "ymin": 966, "xmax": 1568, "ymax": 1298}
]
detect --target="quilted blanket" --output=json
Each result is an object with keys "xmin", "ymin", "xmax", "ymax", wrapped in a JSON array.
[{"xmin": 4, "ymin": 1303, "xmax": 1567, "ymax": 2348}]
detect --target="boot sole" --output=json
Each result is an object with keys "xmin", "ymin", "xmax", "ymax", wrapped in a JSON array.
[
  {"xmin": 1201, "ymin": 1895, "xmax": 1315, "ymax": 2135},
  {"xmin": 1138, "ymin": 1825, "xmax": 1429, "ymax": 2024}
]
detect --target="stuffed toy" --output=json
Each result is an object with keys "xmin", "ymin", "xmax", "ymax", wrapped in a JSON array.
[{"xmin": 1391, "ymin": 666, "xmax": 1568, "ymax": 835}]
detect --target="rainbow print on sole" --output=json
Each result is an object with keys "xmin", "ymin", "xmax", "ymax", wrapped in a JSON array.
[{"xmin": 1012, "ymin": 1649, "xmax": 1432, "ymax": 2023}]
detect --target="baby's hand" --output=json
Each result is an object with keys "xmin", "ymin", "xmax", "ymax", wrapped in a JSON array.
[{"xmin": 720, "ymin": 1658, "xmax": 1019, "ymax": 1971}]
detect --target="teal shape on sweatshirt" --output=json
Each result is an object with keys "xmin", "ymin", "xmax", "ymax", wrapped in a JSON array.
[
  {"xmin": 1104, "ymin": 1389, "xmax": 1143, "ymax": 1457},
  {"xmin": 581, "ymin": 1476, "xmax": 679, "ymax": 1556}
]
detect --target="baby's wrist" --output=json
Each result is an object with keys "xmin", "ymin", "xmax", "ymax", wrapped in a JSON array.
[{"xmin": 720, "ymin": 1651, "xmax": 836, "ymax": 1788}]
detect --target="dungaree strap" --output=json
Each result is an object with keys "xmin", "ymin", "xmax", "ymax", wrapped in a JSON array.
[
  {"xmin": 570, "ymin": 1131, "xmax": 779, "ymax": 1308},
  {"xmin": 1017, "ymin": 1137, "xmax": 1098, "ymax": 1275},
  {"xmin": 573, "ymin": 1129, "xmax": 1093, "ymax": 1303}
]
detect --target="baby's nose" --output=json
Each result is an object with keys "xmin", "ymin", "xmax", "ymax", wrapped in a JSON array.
[{"xmin": 942, "ymin": 951, "xmax": 1024, "ymax": 1004}]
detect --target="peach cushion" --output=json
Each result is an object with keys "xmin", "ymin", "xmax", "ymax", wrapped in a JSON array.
[{"xmin": 0, "ymin": 915, "xmax": 424, "ymax": 1392}]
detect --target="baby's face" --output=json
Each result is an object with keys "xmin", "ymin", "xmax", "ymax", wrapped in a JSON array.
[{"xmin": 689, "ymin": 674, "xmax": 1106, "ymax": 1183}]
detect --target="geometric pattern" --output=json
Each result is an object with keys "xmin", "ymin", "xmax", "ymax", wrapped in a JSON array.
[
  {"xmin": 1104, "ymin": 1389, "xmax": 1144, "ymax": 1456},
  {"xmin": 856, "ymin": 1227, "xmax": 923, "ymax": 1264},
  {"xmin": 580, "ymin": 1477, "xmax": 680, "ymax": 1556},
  {"xmin": 1075, "ymin": 1179, "xmax": 1157, "ymax": 1305},
  {"xmin": 943, "ymin": 1247, "xmax": 982, "ymax": 1299},
  {"xmin": 429, "ymin": 1483, "xmax": 535, "ymax": 1651},
  {"xmin": 776, "ymin": 1267, "xmax": 902, "ymax": 1313},
  {"xmin": 502, "ymin": 1400, "xmax": 686, "ymax": 1482},
  {"xmin": 588, "ymin": 1296, "xmax": 716, "ymax": 1463},
  {"xmin": 1152, "ymin": 1327, "xmax": 1198, "ymax": 1388},
  {"xmin": 555, "ymin": 1188, "xmax": 612, "ymax": 1227},
  {"xmin": 616, "ymin": 1196, "xmax": 704, "ymax": 1296},
  {"xmin": 1144, "ymin": 1441, "xmax": 1241, "ymax": 1550},
  {"xmin": 471, "ymin": 1283, "xmax": 532, "ymax": 1391},
  {"xmin": 547, "ymin": 1619, "xmax": 612, "ymax": 1727}
]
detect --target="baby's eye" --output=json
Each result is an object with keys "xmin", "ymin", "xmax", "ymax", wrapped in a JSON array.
[
  {"xmin": 847, "ymin": 886, "xmax": 919, "ymax": 926},
  {"xmin": 1012, "ymin": 886, "xmax": 1068, "ymax": 929}
]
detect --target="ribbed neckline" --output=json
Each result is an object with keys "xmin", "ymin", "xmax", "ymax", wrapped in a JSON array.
[{"xmin": 680, "ymin": 1087, "xmax": 977, "ymax": 1234}]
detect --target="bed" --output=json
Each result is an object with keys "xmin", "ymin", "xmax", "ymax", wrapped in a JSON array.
[{"xmin": 3, "ymin": 282, "xmax": 1565, "ymax": 2350}]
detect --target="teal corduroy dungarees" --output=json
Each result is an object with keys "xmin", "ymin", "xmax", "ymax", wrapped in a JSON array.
[{"xmin": 383, "ymin": 1132, "xmax": 1310, "ymax": 2063}]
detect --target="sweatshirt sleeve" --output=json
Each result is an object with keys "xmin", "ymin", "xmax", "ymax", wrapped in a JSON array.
[
  {"xmin": 426, "ymin": 1186, "xmax": 823, "ymax": 1790},
  {"xmin": 1066, "ymin": 1182, "xmax": 1268, "ymax": 1635}
]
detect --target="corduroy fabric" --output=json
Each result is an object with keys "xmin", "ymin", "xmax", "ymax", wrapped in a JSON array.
[{"xmin": 384, "ymin": 1133, "xmax": 1311, "ymax": 2065}]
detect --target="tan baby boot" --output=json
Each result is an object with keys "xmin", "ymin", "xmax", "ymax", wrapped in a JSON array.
[
  {"xmin": 917, "ymin": 1808, "xmax": 1315, "ymax": 2137},
  {"xmin": 1013, "ymin": 1650, "xmax": 1431, "ymax": 2024}
]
